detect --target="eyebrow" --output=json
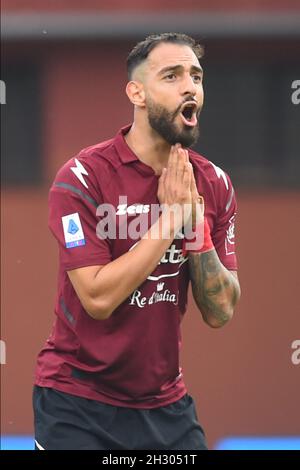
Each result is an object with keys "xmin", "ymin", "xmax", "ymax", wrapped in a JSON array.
[{"xmin": 157, "ymin": 64, "xmax": 203, "ymax": 76}]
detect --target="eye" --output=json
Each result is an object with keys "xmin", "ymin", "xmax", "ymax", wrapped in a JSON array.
[
  {"xmin": 164, "ymin": 73, "xmax": 176, "ymax": 81},
  {"xmin": 192, "ymin": 75, "xmax": 203, "ymax": 83}
]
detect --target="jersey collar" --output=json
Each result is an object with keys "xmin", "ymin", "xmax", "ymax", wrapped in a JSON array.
[{"xmin": 114, "ymin": 124, "xmax": 139, "ymax": 164}]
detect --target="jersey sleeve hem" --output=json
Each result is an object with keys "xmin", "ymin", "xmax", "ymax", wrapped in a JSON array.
[
  {"xmin": 220, "ymin": 261, "xmax": 238, "ymax": 271},
  {"xmin": 61, "ymin": 255, "xmax": 112, "ymax": 271}
]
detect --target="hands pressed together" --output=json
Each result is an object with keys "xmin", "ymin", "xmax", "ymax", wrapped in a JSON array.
[{"xmin": 157, "ymin": 143, "xmax": 204, "ymax": 234}]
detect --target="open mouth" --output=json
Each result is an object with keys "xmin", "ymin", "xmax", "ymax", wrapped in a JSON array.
[{"xmin": 180, "ymin": 102, "xmax": 198, "ymax": 127}]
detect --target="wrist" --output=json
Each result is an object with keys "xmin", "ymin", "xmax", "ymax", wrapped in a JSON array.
[
  {"xmin": 183, "ymin": 217, "xmax": 214, "ymax": 256},
  {"xmin": 149, "ymin": 206, "xmax": 180, "ymax": 240},
  {"xmin": 160, "ymin": 203, "xmax": 191, "ymax": 235}
]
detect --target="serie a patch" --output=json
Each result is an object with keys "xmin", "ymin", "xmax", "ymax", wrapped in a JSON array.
[{"xmin": 62, "ymin": 212, "xmax": 86, "ymax": 248}]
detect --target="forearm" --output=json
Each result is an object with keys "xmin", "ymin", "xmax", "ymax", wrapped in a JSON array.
[
  {"xmin": 88, "ymin": 210, "xmax": 180, "ymax": 318},
  {"xmin": 188, "ymin": 249, "xmax": 240, "ymax": 328}
]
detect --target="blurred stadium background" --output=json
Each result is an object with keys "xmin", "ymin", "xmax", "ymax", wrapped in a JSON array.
[{"xmin": 1, "ymin": 0, "xmax": 300, "ymax": 450}]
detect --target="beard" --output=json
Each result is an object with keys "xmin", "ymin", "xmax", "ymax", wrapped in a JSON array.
[{"xmin": 146, "ymin": 96, "xmax": 200, "ymax": 148}]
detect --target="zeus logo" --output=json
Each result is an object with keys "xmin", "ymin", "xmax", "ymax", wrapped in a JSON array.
[
  {"xmin": 210, "ymin": 162, "xmax": 229, "ymax": 190},
  {"xmin": 116, "ymin": 204, "xmax": 150, "ymax": 215},
  {"xmin": 71, "ymin": 158, "xmax": 89, "ymax": 188}
]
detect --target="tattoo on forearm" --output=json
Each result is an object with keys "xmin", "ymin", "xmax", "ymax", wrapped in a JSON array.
[
  {"xmin": 200, "ymin": 250, "xmax": 221, "ymax": 275},
  {"xmin": 188, "ymin": 250, "xmax": 239, "ymax": 326}
]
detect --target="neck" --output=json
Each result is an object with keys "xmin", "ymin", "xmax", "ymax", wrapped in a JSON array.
[{"xmin": 124, "ymin": 120, "xmax": 171, "ymax": 176}]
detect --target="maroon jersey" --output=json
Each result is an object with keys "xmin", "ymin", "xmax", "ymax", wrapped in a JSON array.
[{"xmin": 35, "ymin": 125, "xmax": 237, "ymax": 408}]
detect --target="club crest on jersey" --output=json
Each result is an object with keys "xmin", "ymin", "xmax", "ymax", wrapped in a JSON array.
[{"xmin": 62, "ymin": 212, "xmax": 86, "ymax": 248}]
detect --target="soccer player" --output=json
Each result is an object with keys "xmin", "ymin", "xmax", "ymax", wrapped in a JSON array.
[{"xmin": 33, "ymin": 33, "xmax": 241, "ymax": 450}]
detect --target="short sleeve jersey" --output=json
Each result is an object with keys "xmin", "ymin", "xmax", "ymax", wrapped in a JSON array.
[{"xmin": 35, "ymin": 125, "xmax": 237, "ymax": 408}]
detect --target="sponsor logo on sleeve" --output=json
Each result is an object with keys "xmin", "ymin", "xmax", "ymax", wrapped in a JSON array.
[
  {"xmin": 225, "ymin": 214, "xmax": 236, "ymax": 255},
  {"xmin": 62, "ymin": 212, "xmax": 86, "ymax": 248}
]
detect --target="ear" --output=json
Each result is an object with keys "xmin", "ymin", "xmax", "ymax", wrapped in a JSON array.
[{"xmin": 126, "ymin": 81, "xmax": 146, "ymax": 108}]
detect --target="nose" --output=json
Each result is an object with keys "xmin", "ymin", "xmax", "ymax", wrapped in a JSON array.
[{"xmin": 180, "ymin": 73, "xmax": 197, "ymax": 97}]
